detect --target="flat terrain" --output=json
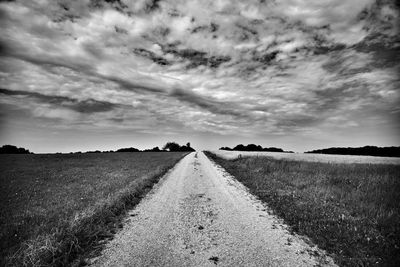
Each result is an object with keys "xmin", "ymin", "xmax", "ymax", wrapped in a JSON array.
[
  {"xmin": 92, "ymin": 152, "xmax": 336, "ymax": 266},
  {"xmin": 213, "ymin": 150, "xmax": 400, "ymax": 165},
  {"xmin": 0, "ymin": 152, "xmax": 187, "ymax": 266},
  {"xmin": 206, "ymin": 152, "xmax": 400, "ymax": 266}
]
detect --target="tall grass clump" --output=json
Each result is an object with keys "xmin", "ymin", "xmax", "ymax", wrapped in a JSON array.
[{"xmin": 205, "ymin": 151, "xmax": 400, "ymax": 267}]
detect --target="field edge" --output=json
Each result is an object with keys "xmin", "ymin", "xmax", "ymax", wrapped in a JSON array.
[
  {"xmin": 6, "ymin": 152, "xmax": 190, "ymax": 267},
  {"xmin": 204, "ymin": 151, "xmax": 400, "ymax": 267}
]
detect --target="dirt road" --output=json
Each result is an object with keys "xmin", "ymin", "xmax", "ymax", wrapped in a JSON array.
[{"xmin": 92, "ymin": 152, "xmax": 336, "ymax": 266}]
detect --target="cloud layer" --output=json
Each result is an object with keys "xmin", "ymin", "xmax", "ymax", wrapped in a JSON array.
[{"xmin": 0, "ymin": 0, "xmax": 399, "ymax": 151}]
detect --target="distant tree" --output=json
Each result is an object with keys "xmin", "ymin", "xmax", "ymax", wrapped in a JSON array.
[
  {"xmin": 163, "ymin": 142, "xmax": 181, "ymax": 152},
  {"xmin": 233, "ymin": 144, "xmax": 245, "ymax": 151},
  {"xmin": 0, "ymin": 145, "xmax": 32, "ymax": 154},
  {"xmin": 246, "ymin": 144, "xmax": 262, "ymax": 151},
  {"xmin": 263, "ymin": 147, "xmax": 284, "ymax": 152},
  {"xmin": 86, "ymin": 150, "xmax": 102, "ymax": 153},
  {"xmin": 181, "ymin": 143, "xmax": 195, "ymax": 152},
  {"xmin": 305, "ymin": 146, "xmax": 400, "ymax": 157},
  {"xmin": 143, "ymin": 146, "xmax": 161, "ymax": 152},
  {"xmin": 163, "ymin": 142, "xmax": 195, "ymax": 152},
  {"xmin": 116, "ymin": 147, "xmax": 140, "ymax": 152},
  {"xmin": 220, "ymin": 144, "xmax": 288, "ymax": 153}
]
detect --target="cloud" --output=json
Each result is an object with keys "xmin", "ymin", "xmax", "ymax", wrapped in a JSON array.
[
  {"xmin": 0, "ymin": 88, "xmax": 118, "ymax": 114},
  {"xmin": 0, "ymin": 0, "xmax": 399, "ymax": 147}
]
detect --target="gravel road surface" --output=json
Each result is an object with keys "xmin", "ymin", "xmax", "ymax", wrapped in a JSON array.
[{"xmin": 91, "ymin": 152, "xmax": 336, "ymax": 266}]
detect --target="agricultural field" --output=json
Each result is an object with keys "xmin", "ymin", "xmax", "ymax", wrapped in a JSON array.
[
  {"xmin": 0, "ymin": 152, "xmax": 188, "ymax": 266},
  {"xmin": 212, "ymin": 150, "xmax": 400, "ymax": 165},
  {"xmin": 205, "ymin": 151, "xmax": 400, "ymax": 266}
]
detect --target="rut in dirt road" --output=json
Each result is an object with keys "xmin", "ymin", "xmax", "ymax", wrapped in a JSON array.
[{"xmin": 91, "ymin": 152, "xmax": 337, "ymax": 267}]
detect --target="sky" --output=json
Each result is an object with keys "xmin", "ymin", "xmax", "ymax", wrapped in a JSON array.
[{"xmin": 0, "ymin": 0, "xmax": 399, "ymax": 153}]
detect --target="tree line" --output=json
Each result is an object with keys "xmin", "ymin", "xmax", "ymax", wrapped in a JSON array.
[
  {"xmin": 0, "ymin": 142, "xmax": 195, "ymax": 154},
  {"xmin": 305, "ymin": 146, "xmax": 400, "ymax": 157},
  {"xmin": 0, "ymin": 145, "xmax": 33, "ymax": 154},
  {"xmin": 3, "ymin": 143, "xmax": 399, "ymax": 157},
  {"xmin": 220, "ymin": 144, "xmax": 293, "ymax": 153}
]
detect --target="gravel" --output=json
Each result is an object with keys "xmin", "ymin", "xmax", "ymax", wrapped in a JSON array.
[{"xmin": 91, "ymin": 152, "xmax": 337, "ymax": 267}]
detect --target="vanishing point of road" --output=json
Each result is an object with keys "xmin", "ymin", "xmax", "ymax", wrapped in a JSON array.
[{"xmin": 92, "ymin": 152, "xmax": 336, "ymax": 267}]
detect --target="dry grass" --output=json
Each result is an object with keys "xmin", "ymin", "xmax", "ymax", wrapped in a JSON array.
[
  {"xmin": 0, "ymin": 152, "xmax": 188, "ymax": 266},
  {"xmin": 205, "ymin": 151, "xmax": 400, "ymax": 267},
  {"xmin": 212, "ymin": 150, "xmax": 400, "ymax": 165}
]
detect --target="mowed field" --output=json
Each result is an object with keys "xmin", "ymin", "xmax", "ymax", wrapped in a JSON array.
[
  {"xmin": 212, "ymin": 150, "xmax": 400, "ymax": 165},
  {"xmin": 205, "ymin": 151, "xmax": 400, "ymax": 266},
  {"xmin": 0, "ymin": 152, "xmax": 188, "ymax": 266}
]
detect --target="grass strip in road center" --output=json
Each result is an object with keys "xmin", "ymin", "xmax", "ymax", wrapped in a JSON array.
[{"xmin": 204, "ymin": 151, "xmax": 400, "ymax": 267}]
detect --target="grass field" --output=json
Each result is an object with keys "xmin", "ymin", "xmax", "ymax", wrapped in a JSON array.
[
  {"xmin": 0, "ymin": 152, "xmax": 188, "ymax": 266},
  {"xmin": 212, "ymin": 150, "xmax": 400, "ymax": 165},
  {"xmin": 205, "ymin": 151, "xmax": 400, "ymax": 267}
]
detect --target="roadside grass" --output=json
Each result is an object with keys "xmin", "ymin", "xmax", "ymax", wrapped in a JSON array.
[
  {"xmin": 0, "ymin": 152, "xmax": 188, "ymax": 266},
  {"xmin": 205, "ymin": 151, "xmax": 400, "ymax": 267}
]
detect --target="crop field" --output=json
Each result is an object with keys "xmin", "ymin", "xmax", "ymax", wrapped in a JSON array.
[
  {"xmin": 0, "ymin": 152, "xmax": 188, "ymax": 266},
  {"xmin": 205, "ymin": 151, "xmax": 400, "ymax": 266},
  {"xmin": 212, "ymin": 150, "xmax": 400, "ymax": 165}
]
